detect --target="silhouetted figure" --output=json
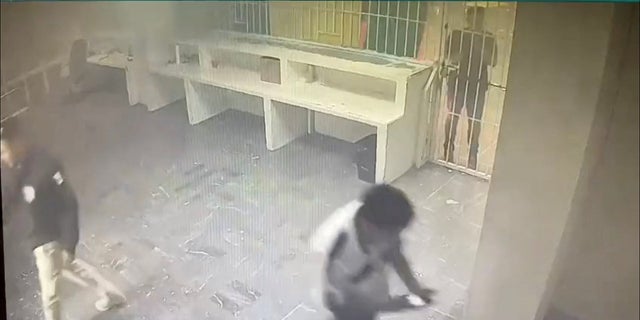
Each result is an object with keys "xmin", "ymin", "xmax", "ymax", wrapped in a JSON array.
[{"xmin": 443, "ymin": 6, "xmax": 498, "ymax": 170}]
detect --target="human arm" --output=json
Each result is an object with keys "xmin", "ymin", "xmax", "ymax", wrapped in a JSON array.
[{"xmin": 390, "ymin": 244, "xmax": 436, "ymax": 304}]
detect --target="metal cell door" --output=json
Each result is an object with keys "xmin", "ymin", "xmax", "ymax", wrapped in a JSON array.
[{"xmin": 433, "ymin": 1, "xmax": 516, "ymax": 179}]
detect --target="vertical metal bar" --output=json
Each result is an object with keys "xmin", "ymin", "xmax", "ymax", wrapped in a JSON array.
[
  {"xmin": 340, "ymin": 1, "xmax": 346, "ymax": 45},
  {"xmin": 267, "ymin": 3, "xmax": 272, "ymax": 35},
  {"xmin": 393, "ymin": 1, "xmax": 400, "ymax": 56},
  {"xmin": 234, "ymin": 3, "xmax": 238, "ymax": 24},
  {"xmin": 403, "ymin": 2, "xmax": 410, "ymax": 56},
  {"xmin": 458, "ymin": 3, "xmax": 478, "ymax": 167},
  {"xmin": 248, "ymin": 2, "xmax": 252, "ymax": 33},
  {"xmin": 305, "ymin": 7, "xmax": 310, "ymax": 39},
  {"xmin": 249, "ymin": 2, "xmax": 254, "ymax": 33},
  {"xmin": 315, "ymin": 2, "xmax": 320, "ymax": 41},
  {"xmin": 175, "ymin": 44, "xmax": 181, "ymax": 65},
  {"xmin": 258, "ymin": 2, "xmax": 262, "ymax": 34},
  {"xmin": 375, "ymin": 1, "xmax": 380, "ymax": 51},
  {"xmin": 384, "ymin": 1, "xmax": 390, "ymax": 53},
  {"xmin": 245, "ymin": 2, "xmax": 250, "ymax": 33},
  {"xmin": 254, "ymin": 2, "xmax": 258, "ymax": 33},
  {"xmin": 300, "ymin": 7, "xmax": 304, "ymax": 40},
  {"xmin": 331, "ymin": 1, "xmax": 336, "ymax": 34},
  {"xmin": 456, "ymin": 2, "xmax": 477, "ymax": 165},
  {"xmin": 324, "ymin": 2, "xmax": 329, "ymax": 33},
  {"xmin": 420, "ymin": 19, "xmax": 427, "ymax": 60},
  {"xmin": 367, "ymin": 1, "xmax": 372, "ymax": 49},
  {"xmin": 412, "ymin": 1, "xmax": 421, "ymax": 58},
  {"xmin": 347, "ymin": 1, "xmax": 354, "ymax": 46},
  {"xmin": 447, "ymin": 2, "xmax": 468, "ymax": 165},
  {"xmin": 467, "ymin": 14, "xmax": 488, "ymax": 171},
  {"xmin": 502, "ymin": 3, "xmax": 515, "ymax": 86},
  {"xmin": 464, "ymin": 4, "xmax": 478, "ymax": 81},
  {"xmin": 444, "ymin": 2, "xmax": 452, "ymax": 61},
  {"xmin": 438, "ymin": 1, "xmax": 447, "ymax": 62}
]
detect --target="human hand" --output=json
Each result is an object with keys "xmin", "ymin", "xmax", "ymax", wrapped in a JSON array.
[
  {"xmin": 412, "ymin": 287, "xmax": 436, "ymax": 305},
  {"xmin": 405, "ymin": 294, "xmax": 427, "ymax": 307}
]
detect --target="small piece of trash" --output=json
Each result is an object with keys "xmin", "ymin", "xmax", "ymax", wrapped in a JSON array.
[
  {"xmin": 445, "ymin": 199, "xmax": 459, "ymax": 205},
  {"xmin": 448, "ymin": 169, "xmax": 453, "ymax": 173},
  {"xmin": 158, "ymin": 186, "xmax": 170, "ymax": 199},
  {"xmin": 251, "ymin": 155, "xmax": 260, "ymax": 160}
]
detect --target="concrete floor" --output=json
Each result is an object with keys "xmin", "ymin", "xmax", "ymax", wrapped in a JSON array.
[{"xmin": 3, "ymin": 82, "xmax": 489, "ymax": 320}]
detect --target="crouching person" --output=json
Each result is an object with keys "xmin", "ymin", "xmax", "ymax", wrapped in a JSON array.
[{"xmin": 321, "ymin": 184, "xmax": 436, "ymax": 320}]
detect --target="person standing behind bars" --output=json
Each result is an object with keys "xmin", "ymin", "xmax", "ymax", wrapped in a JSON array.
[
  {"xmin": 443, "ymin": 6, "xmax": 498, "ymax": 170},
  {"xmin": 1, "ymin": 120, "xmax": 124, "ymax": 320}
]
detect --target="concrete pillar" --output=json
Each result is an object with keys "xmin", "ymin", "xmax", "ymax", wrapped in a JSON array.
[
  {"xmin": 465, "ymin": 3, "xmax": 631, "ymax": 320},
  {"xmin": 546, "ymin": 6, "xmax": 639, "ymax": 320}
]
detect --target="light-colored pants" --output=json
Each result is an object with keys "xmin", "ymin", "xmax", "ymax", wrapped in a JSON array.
[{"xmin": 33, "ymin": 241, "xmax": 108, "ymax": 320}]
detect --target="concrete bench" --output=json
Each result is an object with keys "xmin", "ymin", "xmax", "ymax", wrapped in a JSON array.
[{"xmin": 148, "ymin": 31, "xmax": 433, "ymax": 183}]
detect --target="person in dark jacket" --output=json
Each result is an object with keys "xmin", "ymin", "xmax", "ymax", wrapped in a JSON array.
[
  {"xmin": 1, "ymin": 120, "xmax": 123, "ymax": 320},
  {"xmin": 322, "ymin": 184, "xmax": 436, "ymax": 320},
  {"xmin": 443, "ymin": 6, "xmax": 498, "ymax": 170}
]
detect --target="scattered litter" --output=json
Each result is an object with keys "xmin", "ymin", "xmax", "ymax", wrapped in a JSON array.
[
  {"xmin": 175, "ymin": 170, "xmax": 214, "ymax": 193},
  {"xmin": 210, "ymin": 293, "xmax": 224, "ymax": 307},
  {"xmin": 448, "ymin": 169, "xmax": 453, "ymax": 173},
  {"xmin": 250, "ymin": 262, "xmax": 265, "ymax": 279},
  {"xmin": 183, "ymin": 287, "xmax": 194, "ymax": 296},
  {"xmin": 0, "ymin": 87, "xmax": 18, "ymax": 99},
  {"xmin": 110, "ymin": 257, "xmax": 128, "ymax": 270},
  {"xmin": 280, "ymin": 303, "xmax": 317, "ymax": 320},
  {"xmin": 445, "ymin": 199, "xmax": 460, "ymax": 205},
  {"xmin": 210, "ymin": 292, "xmax": 241, "ymax": 315},
  {"xmin": 79, "ymin": 241, "xmax": 91, "ymax": 253},
  {"xmin": 153, "ymin": 246, "xmax": 173, "ymax": 260},
  {"xmin": 221, "ymin": 206, "xmax": 244, "ymax": 214},
  {"xmin": 182, "ymin": 235, "xmax": 197, "ymax": 246},
  {"xmin": 158, "ymin": 186, "xmax": 170, "ymax": 199},
  {"xmin": 186, "ymin": 249, "xmax": 215, "ymax": 258},
  {"xmin": 184, "ymin": 162, "xmax": 205, "ymax": 176},
  {"xmin": 230, "ymin": 280, "xmax": 261, "ymax": 302},
  {"xmin": 251, "ymin": 155, "xmax": 260, "ymax": 160},
  {"xmin": 223, "ymin": 235, "xmax": 239, "ymax": 247},
  {"xmin": 1, "ymin": 106, "xmax": 29, "ymax": 123},
  {"xmin": 198, "ymin": 275, "xmax": 214, "ymax": 292},
  {"xmin": 74, "ymin": 258, "xmax": 126, "ymax": 299},
  {"xmin": 234, "ymin": 256, "xmax": 249, "ymax": 268}
]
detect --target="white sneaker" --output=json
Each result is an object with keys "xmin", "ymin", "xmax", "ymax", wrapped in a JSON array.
[{"xmin": 94, "ymin": 294, "xmax": 125, "ymax": 312}]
